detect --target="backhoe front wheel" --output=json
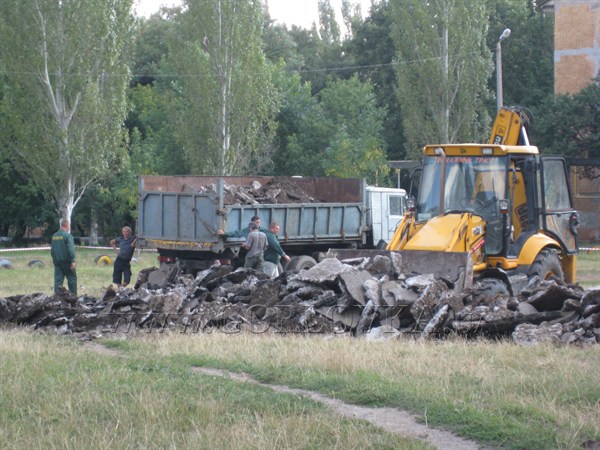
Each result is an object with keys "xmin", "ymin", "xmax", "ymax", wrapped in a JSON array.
[
  {"xmin": 527, "ymin": 249, "xmax": 564, "ymax": 282},
  {"xmin": 472, "ymin": 278, "xmax": 510, "ymax": 304}
]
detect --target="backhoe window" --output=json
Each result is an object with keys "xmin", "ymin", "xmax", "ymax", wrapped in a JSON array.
[
  {"xmin": 543, "ymin": 160, "xmax": 571, "ymax": 210},
  {"xmin": 417, "ymin": 155, "xmax": 507, "ymax": 221}
]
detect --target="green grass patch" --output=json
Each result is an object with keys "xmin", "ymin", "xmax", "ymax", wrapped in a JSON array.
[
  {"xmin": 114, "ymin": 333, "xmax": 600, "ymax": 450},
  {"xmin": 0, "ymin": 330, "xmax": 429, "ymax": 450},
  {"xmin": 0, "ymin": 248, "xmax": 158, "ymax": 297}
]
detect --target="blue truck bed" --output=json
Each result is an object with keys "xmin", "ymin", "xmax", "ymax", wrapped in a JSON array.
[{"xmin": 138, "ymin": 176, "xmax": 368, "ymax": 259}]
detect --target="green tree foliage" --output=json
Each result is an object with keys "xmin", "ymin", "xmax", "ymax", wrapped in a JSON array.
[
  {"xmin": 390, "ymin": 0, "xmax": 493, "ymax": 158},
  {"xmin": 261, "ymin": 20, "xmax": 303, "ymax": 70},
  {"xmin": 535, "ymin": 81, "xmax": 600, "ymax": 160},
  {"xmin": 163, "ymin": 0, "xmax": 279, "ymax": 175},
  {"xmin": 0, "ymin": 0, "xmax": 134, "ymax": 222},
  {"xmin": 287, "ymin": 0, "xmax": 354, "ymax": 95},
  {"xmin": 0, "ymin": 54, "xmax": 50, "ymax": 240},
  {"xmin": 320, "ymin": 76, "xmax": 390, "ymax": 184},
  {"xmin": 0, "ymin": 153, "xmax": 51, "ymax": 240},
  {"xmin": 344, "ymin": 0, "xmax": 406, "ymax": 160},
  {"xmin": 318, "ymin": 0, "xmax": 342, "ymax": 45},
  {"xmin": 131, "ymin": 13, "xmax": 177, "ymax": 87},
  {"xmin": 271, "ymin": 70, "xmax": 329, "ymax": 176},
  {"xmin": 487, "ymin": 0, "xmax": 554, "ymax": 112},
  {"xmin": 126, "ymin": 13, "xmax": 189, "ymax": 177},
  {"xmin": 272, "ymin": 73, "xmax": 388, "ymax": 184}
]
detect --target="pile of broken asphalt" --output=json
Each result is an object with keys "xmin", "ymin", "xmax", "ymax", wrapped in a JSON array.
[{"xmin": 1, "ymin": 255, "xmax": 599, "ymax": 345}]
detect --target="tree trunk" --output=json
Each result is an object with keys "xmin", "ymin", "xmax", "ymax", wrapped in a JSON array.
[{"xmin": 89, "ymin": 204, "xmax": 99, "ymax": 245}]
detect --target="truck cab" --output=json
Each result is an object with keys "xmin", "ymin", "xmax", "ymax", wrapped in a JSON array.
[{"xmin": 366, "ymin": 186, "xmax": 406, "ymax": 247}]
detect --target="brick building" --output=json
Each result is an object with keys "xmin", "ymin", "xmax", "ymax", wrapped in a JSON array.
[
  {"xmin": 542, "ymin": 1, "xmax": 600, "ymax": 242},
  {"xmin": 548, "ymin": 0, "xmax": 600, "ymax": 94}
]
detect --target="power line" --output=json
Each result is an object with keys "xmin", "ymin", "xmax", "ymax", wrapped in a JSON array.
[{"xmin": 1, "ymin": 50, "xmax": 484, "ymax": 80}]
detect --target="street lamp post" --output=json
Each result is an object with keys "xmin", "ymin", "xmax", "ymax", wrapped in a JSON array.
[{"xmin": 496, "ymin": 28, "xmax": 511, "ymax": 111}]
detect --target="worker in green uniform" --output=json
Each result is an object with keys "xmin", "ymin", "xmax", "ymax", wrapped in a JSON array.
[
  {"xmin": 217, "ymin": 215, "xmax": 266, "ymax": 238},
  {"xmin": 51, "ymin": 219, "xmax": 77, "ymax": 295},
  {"xmin": 263, "ymin": 222, "xmax": 291, "ymax": 277}
]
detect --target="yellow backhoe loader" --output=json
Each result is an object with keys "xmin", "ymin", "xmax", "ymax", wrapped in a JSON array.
[{"xmin": 331, "ymin": 107, "xmax": 579, "ymax": 296}]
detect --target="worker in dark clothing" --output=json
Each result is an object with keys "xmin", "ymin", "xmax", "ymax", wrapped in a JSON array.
[
  {"xmin": 264, "ymin": 222, "xmax": 291, "ymax": 277},
  {"xmin": 242, "ymin": 222, "xmax": 267, "ymax": 270},
  {"xmin": 51, "ymin": 219, "xmax": 77, "ymax": 295},
  {"xmin": 218, "ymin": 215, "xmax": 266, "ymax": 238},
  {"xmin": 110, "ymin": 226, "xmax": 137, "ymax": 287}
]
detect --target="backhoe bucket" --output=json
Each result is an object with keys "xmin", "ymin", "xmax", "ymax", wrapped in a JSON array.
[{"xmin": 325, "ymin": 249, "xmax": 473, "ymax": 291}]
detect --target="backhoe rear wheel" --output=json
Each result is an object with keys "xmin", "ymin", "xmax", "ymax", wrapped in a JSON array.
[{"xmin": 527, "ymin": 249, "xmax": 564, "ymax": 282}]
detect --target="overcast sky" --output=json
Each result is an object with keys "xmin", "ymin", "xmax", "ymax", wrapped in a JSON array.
[{"xmin": 134, "ymin": 0, "xmax": 372, "ymax": 29}]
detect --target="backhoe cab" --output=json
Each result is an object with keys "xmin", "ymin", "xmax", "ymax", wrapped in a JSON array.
[{"xmin": 387, "ymin": 107, "xmax": 579, "ymax": 295}]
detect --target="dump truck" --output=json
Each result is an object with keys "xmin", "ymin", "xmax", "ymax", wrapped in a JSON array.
[
  {"xmin": 331, "ymin": 107, "xmax": 579, "ymax": 296},
  {"xmin": 137, "ymin": 176, "xmax": 406, "ymax": 283}
]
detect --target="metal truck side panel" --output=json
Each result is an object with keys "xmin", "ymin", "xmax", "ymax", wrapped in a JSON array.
[
  {"xmin": 138, "ymin": 176, "xmax": 370, "ymax": 255},
  {"xmin": 139, "ymin": 191, "xmax": 221, "ymax": 243},
  {"xmin": 224, "ymin": 203, "xmax": 364, "ymax": 242}
]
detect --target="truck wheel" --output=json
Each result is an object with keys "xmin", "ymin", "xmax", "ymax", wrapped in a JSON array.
[
  {"xmin": 528, "ymin": 249, "xmax": 563, "ymax": 282},
  {"xmin": 472, "ymin": 278, "xmax": 509, "ymax": 304},
  {"xmin": 286, "ymin": 255, "xmax": 317, "ymax": 273}
]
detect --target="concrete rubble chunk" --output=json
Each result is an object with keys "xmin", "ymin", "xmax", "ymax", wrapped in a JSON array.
[
  {"xmin": 410, "ymin": 280, "xmax": 449, "ymax": 329},
  {"xmin": 405, "ymin": 273, "xmax": 436, "ymax": 289},
  {"xmin": 355, "ymin": 300, "xmax": 378, "ymax": 336},
  {"xmin": 422, "ymin": 304, "xmax": 450, "ymax": 337},
  {"xmin": 0, "ymin": 261, "xmax": 598, "ymax": 345},
  {"xmin": 316, "ymin": 305, "xmax": 361, "ymax": 331},
  {"xmin": 512, "ymin": 322, "xmax": 564, "ymax": 345},
  {"xmin": 380, "ymin": 280, "xmax": 418, "ymax": 306},
  {"xmin": 363, "ymin": 279, "xmax": 382, "ymax": 306},
  {"xmin": 294, "ymin": 258, "xmax": 354, "ymax": 284},
  {"xmin": 517, "ymin": 302, "xmax": 539, "ymax": 315},
  {"xmin": 364, "ymin": 255, "xmax": 393, "ymax": 276},
  {"xmin": 338, "ymin": 270, "xmax": 376, "ymax": 306},
  {"xmin": 365, "ymin": 325, "xmax": 400, "ymax": 341},
  {"xmin": 526, "ymin": 282, "xmax": 582, "ymax": 311}
]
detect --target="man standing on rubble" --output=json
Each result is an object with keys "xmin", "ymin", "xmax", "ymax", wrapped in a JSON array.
[
  {"xmin": 110, "ymin": 226, "xmax": 137, "ymax": 288},
  {"xmin": 241, "ymin": 221, "xmax": 267, "ymax": 271},
  {"xmin": 51, "ymin": 219, "xmax": 77, "ymax": 295},
  {"xmin": 264, "ymin": 222, "xmax": 291, "ymax": 277}
]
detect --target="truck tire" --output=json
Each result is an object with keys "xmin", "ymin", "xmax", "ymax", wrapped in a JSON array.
[
  {"xmin": 286, "ymin": 255, "xmax": 317, "ymax": 273},
  {"xmin": 472, "ymin": 278, "xmax": 509, "ymax": 304},
  {"xmin": 527, "ymin": 249, "xmax": 564, "ymax": 282}
]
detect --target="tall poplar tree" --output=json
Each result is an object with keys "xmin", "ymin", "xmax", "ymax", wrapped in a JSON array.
[
  {"xmin": 390, "ymin": 0, "xmax": 493, "ymax": 157},
  {"xmin": 0, "ymin": 0, "xmax": 133, "ymax": 222},
  {"xmin": 166, "ymin": 0, "xmax": 279, "ymax": 175}
]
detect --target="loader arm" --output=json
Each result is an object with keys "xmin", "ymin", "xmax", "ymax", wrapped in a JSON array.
[{"xmin": 387, "ymin": 212, "xmax": 417, "ymax": 251}]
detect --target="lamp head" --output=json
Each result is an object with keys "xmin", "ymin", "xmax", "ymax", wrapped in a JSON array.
[{"xmin": 499, "ymin": 28, "xmax": 511, "ymax": 42}]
